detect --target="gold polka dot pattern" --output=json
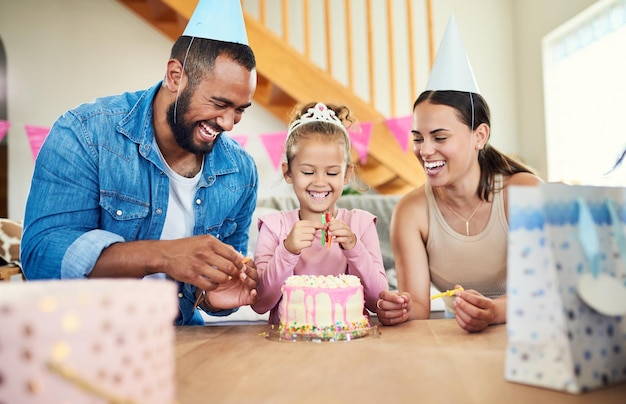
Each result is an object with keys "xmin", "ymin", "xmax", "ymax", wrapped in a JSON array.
[{"xmin": 0, "ymin": 279, "xmax": 177, "ymax": 403}]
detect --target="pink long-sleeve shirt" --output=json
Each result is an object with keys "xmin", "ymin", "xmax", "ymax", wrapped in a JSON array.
[{"xmin": 251, "ymin": 208, "xmax": 389, "ymax": 324}]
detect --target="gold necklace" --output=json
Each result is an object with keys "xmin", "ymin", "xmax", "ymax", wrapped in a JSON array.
[{"xmin": 439, "ymin": 194, "xmax": 483, "ymax": 236}]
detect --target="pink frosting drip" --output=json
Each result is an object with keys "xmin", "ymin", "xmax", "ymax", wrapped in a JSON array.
[{"xmin": 279, "ymin": 285, "xmax": 363, "ymax": 327}]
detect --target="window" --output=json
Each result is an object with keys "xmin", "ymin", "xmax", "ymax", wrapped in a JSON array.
[{"xmin": 543, "ymin": 0, "xmax": 626, "ymax": 185}]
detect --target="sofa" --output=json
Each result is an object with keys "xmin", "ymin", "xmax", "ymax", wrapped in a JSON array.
[{"xmin": 0, "ymin": 218, "xmax": 25, "ymax": 282}]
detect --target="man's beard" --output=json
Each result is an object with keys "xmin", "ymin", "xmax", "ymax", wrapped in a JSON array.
[{"xmin": 166, "ymin": 87, "xmax": 220, "ymax": 155}]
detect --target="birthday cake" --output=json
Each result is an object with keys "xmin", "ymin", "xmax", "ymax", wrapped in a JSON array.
[
  {"xmin": 0, "ymin": 279, "xmax": 177, "ymax": 404},
  {"xmin": 277, "ymin": 274, "xmax": 370, "ymax": 340}
]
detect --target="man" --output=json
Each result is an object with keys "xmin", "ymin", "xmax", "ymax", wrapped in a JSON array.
[{"xmin": 20, "ymin": 0, "xmax": 258, "ymax": 325}]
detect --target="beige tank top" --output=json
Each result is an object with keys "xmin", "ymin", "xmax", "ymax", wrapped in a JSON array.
[{"xmin": 425, "ymin": 174, "xmax": 508, "ymax": 313}]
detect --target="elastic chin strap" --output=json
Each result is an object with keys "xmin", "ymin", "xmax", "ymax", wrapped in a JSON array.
[
  {"xmin": 174, "ymin": 37, "xmax": 195, "ymax": 124},
  {"xmin": 469, "ymin": 92, "xmax": 475, "ymax": 131}
]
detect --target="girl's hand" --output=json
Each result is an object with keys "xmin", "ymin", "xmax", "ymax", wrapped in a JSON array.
[
  {"xmin": 326, "ymin": 219, "xmax": 357, "ymax": 250},
  {"xmin": 283, "ymin": 220, "xmax": 323, "ymax": 255},
  {"xmin": 452, "ymin": 284, "xmax": 496, "ymax": 333},
  {"xmin": 375, "ymin": 289, "xmax": 411, "ymax": 326}
]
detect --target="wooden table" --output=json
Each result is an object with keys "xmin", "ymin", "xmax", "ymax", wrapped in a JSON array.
[{"xmin": 175, "ymin": 319, "xmax": 626, "ymax": 404}]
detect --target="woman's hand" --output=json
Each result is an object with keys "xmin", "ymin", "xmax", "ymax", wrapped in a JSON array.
[
  {"xmin": 375, "ymin": 289, "xmax": 411, "ymax": 326},
  {"xmin": 452, "ymin": 284, "xmax": 497, "ymax": 333}
]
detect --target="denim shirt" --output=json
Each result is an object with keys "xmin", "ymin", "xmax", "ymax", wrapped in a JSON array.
[{"xmin": 21, "ymin": 82, "xmax": 258, "ymax": 325}]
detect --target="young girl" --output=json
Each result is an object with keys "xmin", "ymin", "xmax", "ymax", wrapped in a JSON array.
[{"xmin": 251, "ymin": 102, "xmax": 388, "ymax": 324}]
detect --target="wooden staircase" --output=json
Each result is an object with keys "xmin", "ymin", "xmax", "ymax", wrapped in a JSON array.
[{"xmin": 117, "ymin": 0, "xmax": 426, "ymax": 195}]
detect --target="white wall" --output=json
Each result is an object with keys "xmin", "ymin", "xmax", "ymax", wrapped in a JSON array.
[
  {"xmin": 432, "ymin": 0, "xmax": 597, "ymax": 179},
  {"xmin": 0, "ymin": 0, "xmax": 600, "ymax": 220},
  {"xmin": 429, "ymin": 0, "xmax": 519, "ymax": 175},
  {"xmin": 0, "ymin": 0, "xmax": 289, "ymax": 220},
  {"xmin": 513, "ymin": 0, "xmax": 597, "ymax": 177}
]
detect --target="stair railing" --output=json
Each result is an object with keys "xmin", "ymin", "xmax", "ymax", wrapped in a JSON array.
[{"xmin": 242, "ymin": 0, "xmax": 434, "ymax": 118}]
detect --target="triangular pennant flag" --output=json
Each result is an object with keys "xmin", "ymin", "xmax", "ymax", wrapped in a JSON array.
[
  {"xmin": 259, "ymin": 132, "xmax": 287, "ymax": 170},
  {"xmin": 384, "ymin": 115, "xmax": 412, "ymax": 152},
  {"xmin": 0, "ymin": 120, "xmax": 10, "ymax": 143},
  {"xmin": 349, "ymin": 122, "xmax": 373, "ymax": 164},
  {"xmin": 230, "ymin": 134, "xmax": 248, "ymax": 149},
  {"xmin": 24, "ymin": 124, "xmax": 50, "ymax": 160}
]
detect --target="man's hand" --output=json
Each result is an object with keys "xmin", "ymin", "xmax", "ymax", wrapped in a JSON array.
[
  {"xmin": 202, "ymin": 258, "xmax": 258, "ymax": 310},
  {"xmin": 159, "ymin": 235, "xmax": 245, "ymax": 291},
  {"xmin": 92, "ymin": 235, "xmax": 242, "ymax": 289}
]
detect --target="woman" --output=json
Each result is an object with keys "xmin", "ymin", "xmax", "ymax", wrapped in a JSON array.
[{"xmin": 376, "ymin": 90, "xmax": 541, "ymax": 332}]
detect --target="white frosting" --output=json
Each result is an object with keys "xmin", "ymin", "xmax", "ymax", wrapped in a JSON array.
[{"xmin": 284, "ymin": 274, "xmax": 361, "ymax": 288}]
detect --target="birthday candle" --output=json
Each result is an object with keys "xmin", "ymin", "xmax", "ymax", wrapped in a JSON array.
[
  {"xmin": 321, "ymin": 213, "xmax": 327, "ymax": 246},
  {"xmin": 430, "ymin": 287, "xmax": 464, "ymax": 300},
  {"xmin": 325, "ymin": 212, "xmax": 332, "ymax": 248}
]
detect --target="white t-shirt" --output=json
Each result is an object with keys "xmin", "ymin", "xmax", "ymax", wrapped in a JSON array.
[{"xmin": 147, "ymin": 142, "xmax": 202, "ymax": 279}]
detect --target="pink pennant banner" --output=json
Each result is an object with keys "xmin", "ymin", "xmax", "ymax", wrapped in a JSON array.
[
  {"xmin": 230, "ymin": 134, "xmax": 248, "ymax": 148},
  {"xmin": 0, "ymin": 120, "xmax": 10, "ymax": 143},
  {"xmin": 259, "ymin": 132, "xmax": 287, "ymax": 170},
  {"xmin": 349, "ymin": 122, "xmax": 373, "ymax": 164},
  {"xmin": 24, "ymin": 124, "xmax": 50, "ymax": 160},
  {"xmin": 384, "ymin": 115, "xmax": 413, "ymax": 152}
]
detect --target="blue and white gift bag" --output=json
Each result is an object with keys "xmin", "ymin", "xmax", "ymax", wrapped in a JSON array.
[{"xmin": 506, "ymin": 184, "xmax": 626, "ymax": 393}]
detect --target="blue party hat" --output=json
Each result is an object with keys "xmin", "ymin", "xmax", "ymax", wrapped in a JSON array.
[
  {"xmin": 183, "ymin": 0, "xmax": 248, "ymax": 45},
  {"xmin": 425, "ymin": 15, "xmax": 479, "ymax": 93}
]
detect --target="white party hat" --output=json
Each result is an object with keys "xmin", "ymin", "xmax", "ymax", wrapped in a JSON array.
[
  {"xmin": 183, "ymin": 0, "xmax": 249, "ymax": 45},
  {"xmin": 425, "ymin": 15, "xmax": 479, "ymax": 93}
]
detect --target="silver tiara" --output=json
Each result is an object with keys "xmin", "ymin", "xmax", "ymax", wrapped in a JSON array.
[{"xmin": 287, "ymin": 102, "xmax": 347, "ymax": 137}]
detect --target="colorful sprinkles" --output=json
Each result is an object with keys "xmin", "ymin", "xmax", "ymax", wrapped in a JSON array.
[{"xmin": 278, "ymin": 318, "xmax": 371, "ymax": 341}]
